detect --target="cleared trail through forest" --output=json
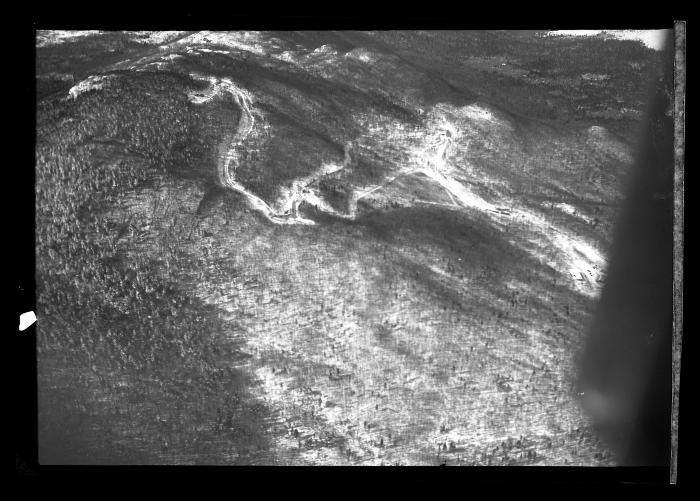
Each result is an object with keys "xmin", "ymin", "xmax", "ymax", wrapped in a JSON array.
[
  {"xmin": 189, "ymin": 75, "xmax": 316, "ymax": 225},
  {"xmin": 188, "ymin": 74, "xmax": 605, "ymax": 296}
]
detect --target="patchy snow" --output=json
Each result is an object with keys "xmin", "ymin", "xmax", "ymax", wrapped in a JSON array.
[
  {"xmin": 311, "ymin": 44, "xmax": 337, "ymax": 56},
  {"xmin": 345, "ymin": 48, "xmax": 379, "ymax": 64},
  {"xmin": 196, "ymin": 48, "xmax": 232, "ymax": 55},
  {"xmin": 67, "ymin": 75, "xmax": 113, "ymax": 100},
  {"xmin": 508, "ymin": 207, "xmax": 606, "ymax": 297},
  {"xmin": 547, "ymin": 202, "xmax": 595, "ymax": 225},
  {"xmin": 552, "ymin": 202, "xmax": 579, "ymax": 216},
  {"xmin": 37, "ymin": 30, "xmax": 190, "ymax": 47},
  {"xmin": 460, "ymin": 104, "xmax": 496, "ymax": 123},
  {"xmin": 125, "ymin": 31, "xmax": 190, "ymax": 45},
  {"xmin": 36, "ymin": 30, "xmax": 103, "ymax": 47},
  {"xmin": 380, "ymin": 102, "xmax": 607, "ymax": 298},
  {"xmin": 176, "ymin": 31, "xmax": 285, "ymax": 57},
  {"xmin": 546, "ymin": 29, "xmax": 669, "ymax": 51}
]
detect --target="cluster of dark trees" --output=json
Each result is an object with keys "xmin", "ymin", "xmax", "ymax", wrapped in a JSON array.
[{"xmin": 35, "ymin": 70, "xmax": 228, "ymax": 373}]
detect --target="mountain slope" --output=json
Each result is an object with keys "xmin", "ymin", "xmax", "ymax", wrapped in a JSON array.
[{"xmin": 34, "ymin": 30, "xmax": 663, "ymax": 465}]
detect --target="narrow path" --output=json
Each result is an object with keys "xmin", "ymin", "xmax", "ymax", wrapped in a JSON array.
[{"xmin": 189, "ymin": 75, "xmax": 316, "ymax": 225}]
